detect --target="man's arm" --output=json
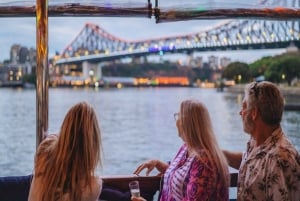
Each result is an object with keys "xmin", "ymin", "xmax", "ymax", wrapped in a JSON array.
[{"xmin": 223, "ymin": 150, "xmax": 243, "ymax": 170}]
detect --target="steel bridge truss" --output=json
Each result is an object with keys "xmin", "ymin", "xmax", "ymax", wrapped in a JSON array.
[
  {"xmin": 58, "ymin": 0, "xmax": 300, "ymax": 59},
  {"xmin": 61, "ymin": 18, "xmax": 300, "ymax": 59}
]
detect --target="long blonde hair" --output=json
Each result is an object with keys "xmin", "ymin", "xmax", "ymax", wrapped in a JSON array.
[
  {"xmin": 35, "ymin": 101, "xmax": 102, "ymax": 201},
  {"xmin": 179, "ymin": 99, "xmax": 229, "ymax": 187}
]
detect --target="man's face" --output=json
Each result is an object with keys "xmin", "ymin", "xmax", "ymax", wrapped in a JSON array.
[{"xmin": 240, "ymin": 99, "xmax": 254, "ymax": 135}]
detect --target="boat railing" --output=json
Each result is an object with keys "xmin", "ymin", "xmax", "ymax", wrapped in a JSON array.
[
  {"xmin": 102, "ymin": 172, "xmax": 238, "ymax": 200},
  {"xmin": 0, "ymin": 172, "xmax": 238, "ymax": 201}
]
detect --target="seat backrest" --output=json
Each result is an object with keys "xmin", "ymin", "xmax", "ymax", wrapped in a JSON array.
[{"xmin": 0, "ymin": 175, "xmax": 32, "ymax": 201}]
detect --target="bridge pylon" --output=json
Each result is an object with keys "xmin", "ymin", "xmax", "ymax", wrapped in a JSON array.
[{"xmin": 82, "ymin": 61, "xmax": 102, "ymax": 83}]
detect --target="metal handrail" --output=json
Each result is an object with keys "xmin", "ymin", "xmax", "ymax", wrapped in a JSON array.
[{"xmin": 101, "ymin": 172, "xmax": 238, "ymax": 200}]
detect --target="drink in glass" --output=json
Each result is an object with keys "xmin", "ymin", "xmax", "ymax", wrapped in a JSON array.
[{"xmin": 129, "ymin": 180, "xmax": 140, "ymax": 197}]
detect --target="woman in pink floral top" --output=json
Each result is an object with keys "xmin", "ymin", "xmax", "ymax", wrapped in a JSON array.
[{"xmin": 133, "ymin": 99, "xmax": 229, "ymax": 201}]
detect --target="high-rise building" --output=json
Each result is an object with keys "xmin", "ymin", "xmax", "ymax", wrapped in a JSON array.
[
  {"xmin": 220, "ymin": 57, "xmax": 231, "ymax": 68},
  {"xmin": 9, "ymin": 44, "xmax": 36, "ymax": 75},
  {"xmin": 10, "ymin": 44, "xmax": 21, "ymax": 64},
  {"xmin": 208, "ymin": 55, "xmax": 218, "ymax": 70}
]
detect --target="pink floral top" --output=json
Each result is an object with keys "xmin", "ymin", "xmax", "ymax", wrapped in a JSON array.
[{"xmin": 160, "ymin": 144, "xmax": 228, "ymax": 201}]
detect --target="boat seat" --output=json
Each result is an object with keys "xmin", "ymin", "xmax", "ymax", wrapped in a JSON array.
[
  {"xmin": 0, "ymin": 174, "xmax": 237, "ymax": 201},
  {"xmin": 0, "ymin": 174, "xmax": 32, "ymax": 201},
  {"xmin": 0, "ymin": 174, "xmax": 156, "ymax": 201}
]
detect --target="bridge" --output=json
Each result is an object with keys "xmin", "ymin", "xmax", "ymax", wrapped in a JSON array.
[
  {"xmin": 53, "ymin": 18, "xmax": 300, "ymax": 81},
  {"xmin": 52, "ymin": 0, "xmax": 300, "ymax": 64},
  {"xmin": 51, "ymin": 0, "xmax": 300, "ymax": 85},
  {"xmin": 56, "ymin": 19, "xmax": 300, "ymax": 65},
  {"xmin": 56, "ymin": 17, "xmax": 300, "ymax": 66}
]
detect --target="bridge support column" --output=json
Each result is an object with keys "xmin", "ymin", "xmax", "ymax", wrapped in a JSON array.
[
  {"xmin": 82, "ymin": 61, "xmax": 102, "ymax": 83},
  {"xmin": 286, "ymin": 43, "xmax": 299, "ymax": 53},
  {"xmin": 186, "ymin": 52, "xmax": 194, "ymax": 66},
  {"xmin": 97, "ymin": 63, "xmax": 103, "ymax": 79}
]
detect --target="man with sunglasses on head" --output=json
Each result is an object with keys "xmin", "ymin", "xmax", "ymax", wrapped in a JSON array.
[{"xmin": 223, "ymin": 81, "xmax": 300, "ymax": 201}]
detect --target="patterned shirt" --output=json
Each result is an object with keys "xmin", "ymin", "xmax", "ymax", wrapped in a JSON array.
[
  {"xmin": 237, "ymin": 127, "xmax": 300, "ymax": 201},
  {"xmin": 160, "ymin": 144, "xmax": 228, "ymax": 201}
]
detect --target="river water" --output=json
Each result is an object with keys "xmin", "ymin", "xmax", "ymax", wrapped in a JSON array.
[{"xmin": 0, "ymin": 87, "xmax": 299, "ymax": 177}]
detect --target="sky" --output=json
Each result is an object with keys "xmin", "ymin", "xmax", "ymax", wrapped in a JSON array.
[{"xmin": 0, "ymin": 0, "xmax": 289, "ymax": 64}]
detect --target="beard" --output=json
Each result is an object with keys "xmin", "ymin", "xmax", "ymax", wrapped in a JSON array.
[{"xmin": 243, "ymin": 111, "xmax": 254, "ymax": 134}]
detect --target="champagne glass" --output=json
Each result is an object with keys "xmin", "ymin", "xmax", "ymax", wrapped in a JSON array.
[{"xmin": 129, "ymin": 180, "xmax": 140, "ymax": 197}]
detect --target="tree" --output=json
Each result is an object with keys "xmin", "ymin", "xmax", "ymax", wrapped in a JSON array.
[
  {"xmin": 222, "ymin": 62, "xmax": 251, "ymax": 83},
  {"xmin": 249, "ymin": 56, "xmax": 273, "ymax": 79},
  {"xmin": 264, "ymin": 61, "xmax": 281, "ymax": 83},
  {"xmin": 22, "ymin": 73, "xmax": 36, "ymax": 84},
  {"xmin": 277, "ymin": 55, "xmax": 300, "ymax": 86},
  {"xmin": 265, "ymin": 53, "xmax": 300, "ymax": 85}
]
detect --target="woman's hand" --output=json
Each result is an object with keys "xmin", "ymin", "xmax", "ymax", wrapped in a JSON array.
[
  {"xmin": 133, "ymin": 159, "xmax": 169, "ymax": 176},
  {"xmin": 131, "ymin": 196, "xmax": 147, "ymax": 201}
]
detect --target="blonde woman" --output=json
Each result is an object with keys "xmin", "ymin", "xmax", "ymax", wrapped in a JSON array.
[
  {"xmin": 28, "ymin": 102, "xmax": 102, "ymax": 201},
  {"xmin": 134, "ymin": 99, "xmax": 229, "ymax": 201}
]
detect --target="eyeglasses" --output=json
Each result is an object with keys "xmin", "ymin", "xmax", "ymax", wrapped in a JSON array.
[
  {"xmin": 174, "ymin": 113, "xmax": 179, "ymax": 121},
  {"xmin": 250, "ymin": 82, "xmax": 259, "ymax": 98}
]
